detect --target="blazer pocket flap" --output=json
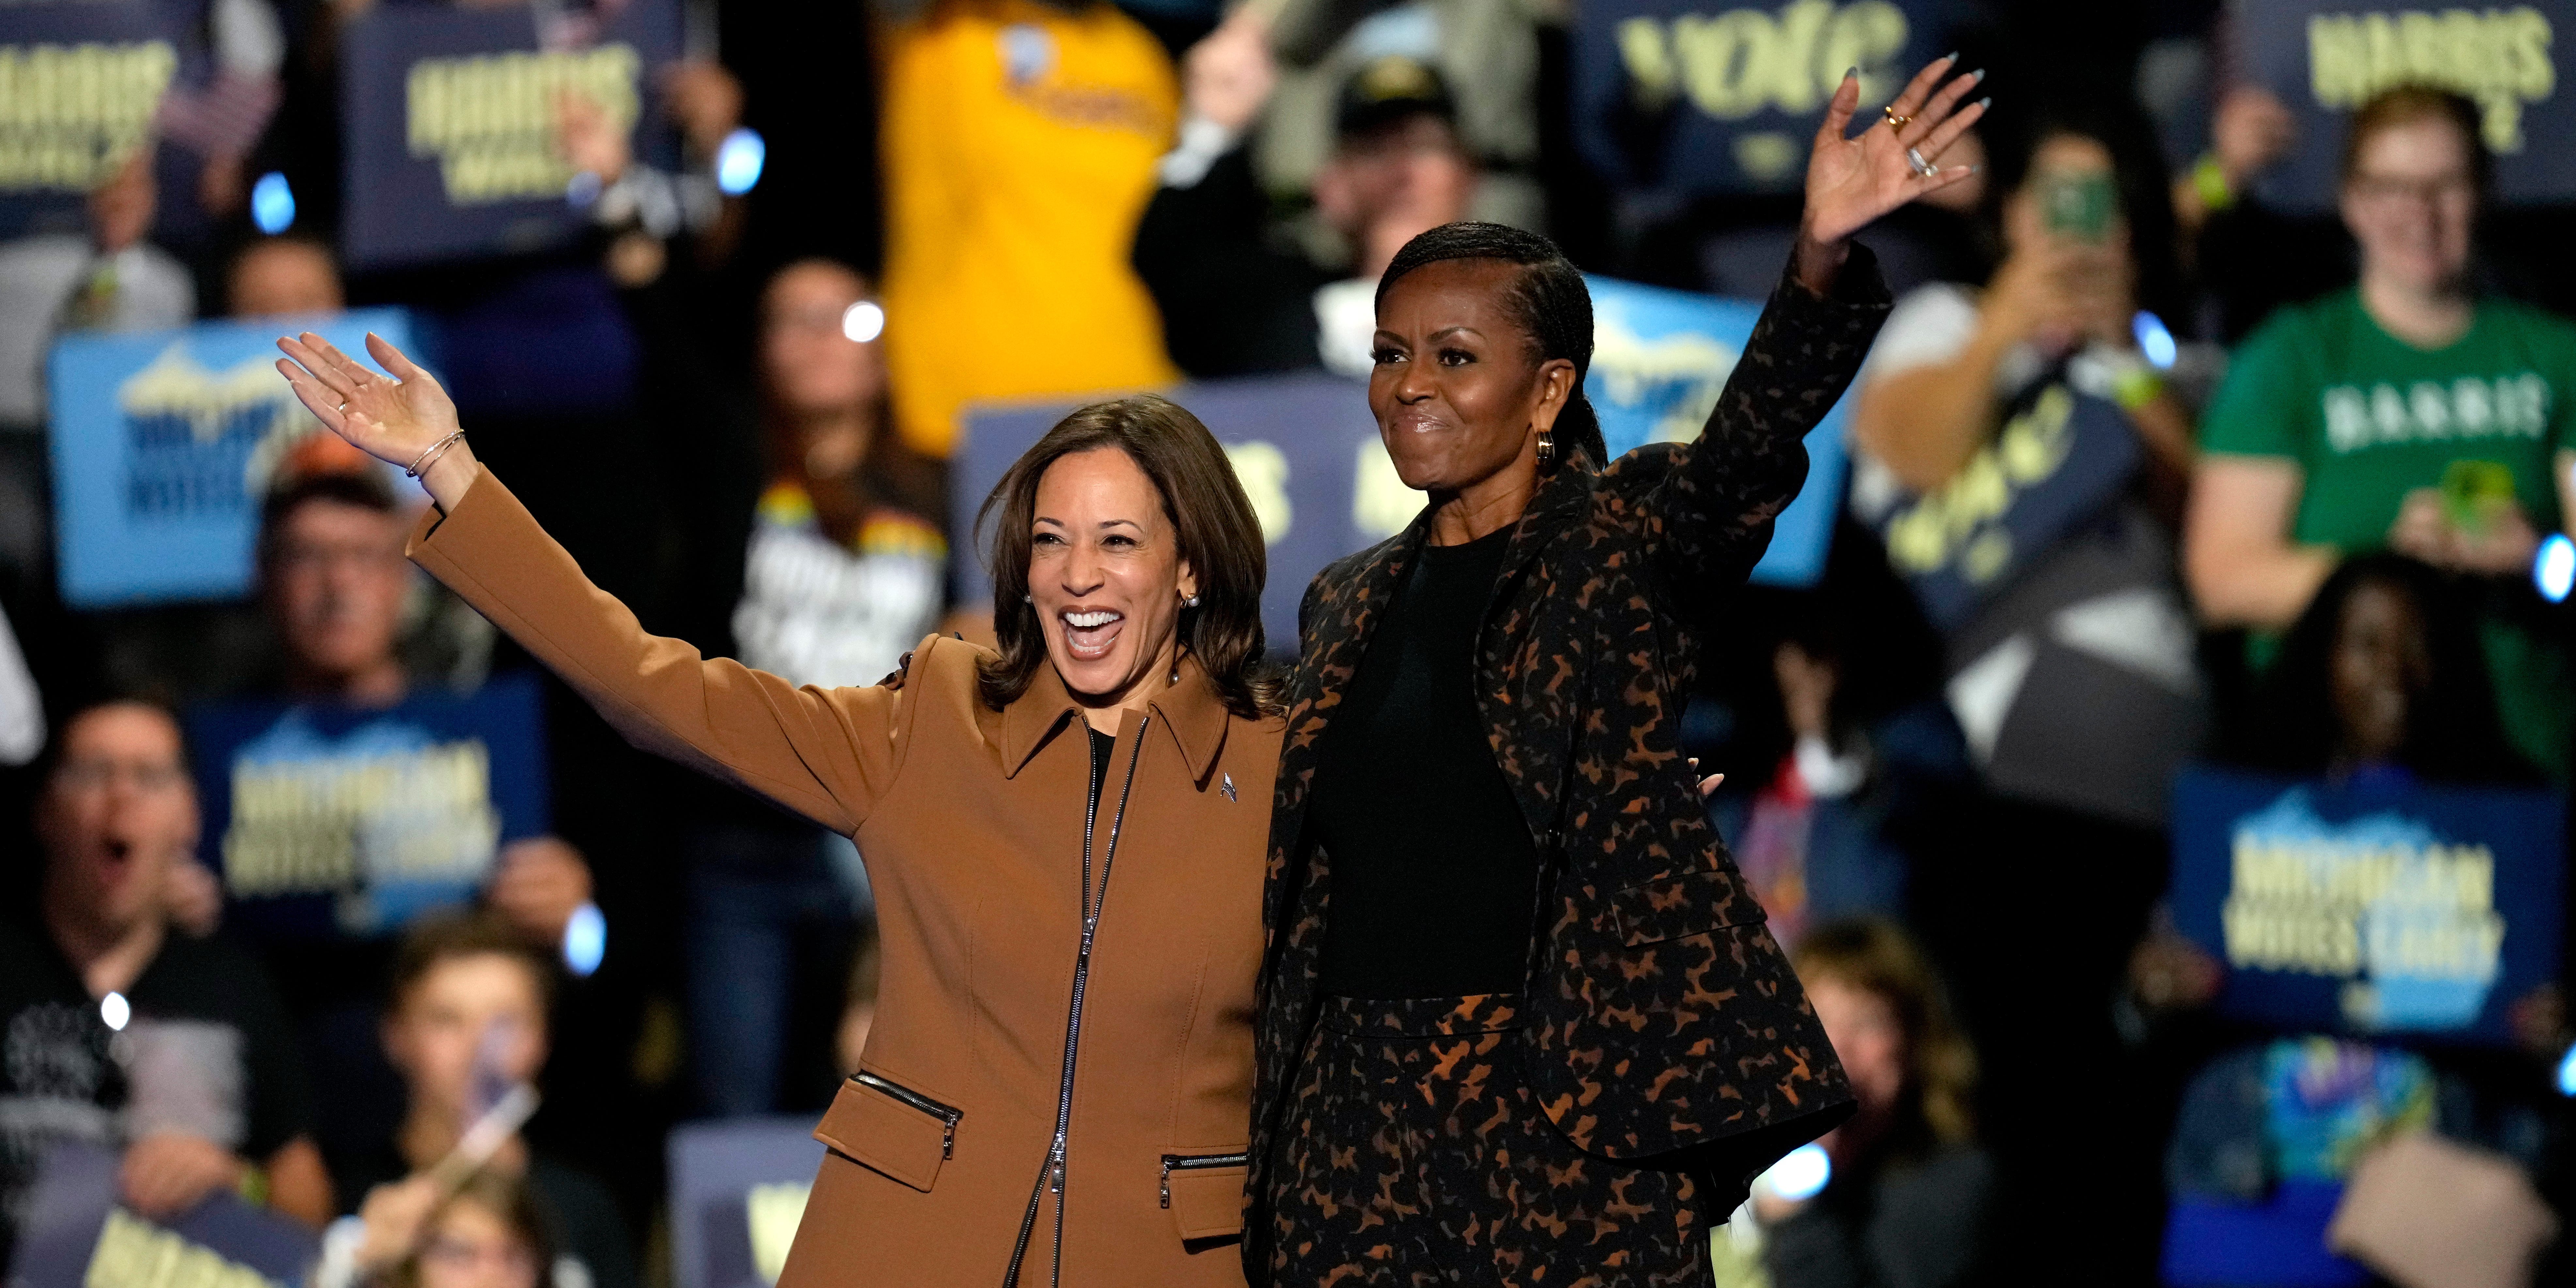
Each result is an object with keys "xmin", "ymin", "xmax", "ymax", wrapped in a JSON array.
[
  {"xmin": 1608, "ymin": 869, "xmax": 1764, "ymax": 946},
  {"xmin": 813, "ymin": 1074, "xmax": 956, "ymax": 1193},
  {"xmin": 1163, "ymin": 1155, "xmax": 1249, "ymax": 1241}
]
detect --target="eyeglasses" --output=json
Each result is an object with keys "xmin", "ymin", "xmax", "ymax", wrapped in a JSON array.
[
  {"xmin": 420, "ymin": 1237, "xmax": 538, "ymax": 1279},
  {"xmin": 2347, "ymin": 173, "xmax": 2474, "ymax": 206},
  {"xmin": 53, "ymin": 760, "xmax": 188, "ymax": 795}
]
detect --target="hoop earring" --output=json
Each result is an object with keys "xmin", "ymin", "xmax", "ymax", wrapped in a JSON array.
[{"xmin": 1535, "ymin": 428, "xmax": 1557, "ymax": 471}]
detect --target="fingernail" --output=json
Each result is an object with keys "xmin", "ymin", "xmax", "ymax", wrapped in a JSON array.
[
  {"xmin": 1977, "ymin": 96, "xmax": 1991, "ymax": 109},
  {"xmin": 1941, "ymin": 50, "xmax": 1957, "ymax": 62},
  {"xmin": 1844, "ymin": 65, "xmax": 1859, "ymax": 80},
  {"xmin": 1971, "ymin": 68, "xmax": 1986, "ymax": 84}
]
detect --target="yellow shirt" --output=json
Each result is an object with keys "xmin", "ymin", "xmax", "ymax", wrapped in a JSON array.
[{"xmin": 881, "ymin": 0, "xmax": 1181, "ymax": 457}]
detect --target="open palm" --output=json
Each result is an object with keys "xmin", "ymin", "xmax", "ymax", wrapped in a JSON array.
[
  {"xmin": 274, "ymin": 331, "xmax": 459, "ymax": 471},
  {"xmin": 1805, "ymin": 56, "xmax": 1986, "ymax": 245}
]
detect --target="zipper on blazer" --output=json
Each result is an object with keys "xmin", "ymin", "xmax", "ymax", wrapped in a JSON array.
[
  {"xmin": 1158, "ymin": 1152, "xmax": 1252, "ymax": 1208},
  {"xmin": 847, "ymin": 1071, "xmax": 962, "ymax": 1159},
  {"xmin": 1000, "ymin": 719, "xmax": 1148, "ymax": 1288}
]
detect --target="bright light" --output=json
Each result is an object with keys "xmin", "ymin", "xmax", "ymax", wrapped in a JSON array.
[
  {"xmin": 842, "ymin": 300, "xmax": 885, "ymax": 344},
  {"xmin": 100, "ymin": 992, "xmax": 130, "ymax": 1031},
  {"xmin": 1759, "ymin": 1142, "xmax": 1831, "ymax": 1201},
  {"xmin": 564, "ymin": 170, "xmax": 603, "ymax": 208},
  {"xmin": 716, "ymin": 128, "xmax": 766, "ymax": 196},
  {"xmin": 251, "ymin": 172, "xmax": 295, "ymax": 235},
  {"xmin": 2133, "ymin": 311, "xmax": 2178, "ymax": 370},
  {"xmin": 2558, "ymin": 1041, "xmax": 2576, "ymax": 1096},
  {"xmin": 563, "ymin": 902, "xmax": 607, "ymax": 977},
  {"xmin": 2536, "ymin": 534, "xmax": 2574, "ymax": 604}
]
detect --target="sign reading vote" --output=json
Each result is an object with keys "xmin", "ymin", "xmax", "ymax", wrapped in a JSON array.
[
  {"xmin": 187, "ymin": 673, "xmax": 551, "ymax": 943},
  {"xmin": 339, "ymin": 0, "xmax": 680, "ymax": 270},
  {"xmin": 0, "ymin": 0, "xmax": 186, "ymax": 237},
  {"xmin": 954, "ymin": 286, "xmax": 1846, "ymax": 649},
  {"xmin": 47, "ymin": 309, "xmax": 413, "ymax": 608},
  {"xmin": 2232, "ymin": 0, "xmax": 2571, "ymax": 213},
  {"xmin": 2170, "ymin": 765, "xmax": 2566, "ymax": 1044},
  {"xmin": 1571, "ymin": 0, "xmax": 1959, "ymax": 195},
  {"xmin": 11, "ymin": 1141, "xmax": 318, "ymax": 1288}
]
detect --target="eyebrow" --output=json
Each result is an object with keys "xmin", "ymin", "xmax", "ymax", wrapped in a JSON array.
[{"xmin": 1031, "ymin": 516, "xmax": 1144, "ymax": 530}]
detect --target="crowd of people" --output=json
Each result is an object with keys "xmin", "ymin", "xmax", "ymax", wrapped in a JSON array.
[{"xmin": 3, "ymin": 0, "xmax": 2573, "ymax": 1285}]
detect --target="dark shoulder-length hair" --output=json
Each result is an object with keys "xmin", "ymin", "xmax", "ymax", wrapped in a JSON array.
[
  {"xmin": 973, "ymin": 394, "xmax": 1279, "ymax": 720},
  {"xmin": 1377, "ymin": 222, "xmax": 1608, "ymax": 470},
  {"xmin": 2240, "ymin": 552, "xmax": 2536, "ymax": 784}
]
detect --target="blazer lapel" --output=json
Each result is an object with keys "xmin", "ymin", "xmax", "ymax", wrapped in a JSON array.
[{"xmin": 1479, "ymin": 450, "xmax": 1598, "ymax": 844}]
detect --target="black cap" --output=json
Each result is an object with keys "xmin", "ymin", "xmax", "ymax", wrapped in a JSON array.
[{"xmin": 1335, "ymin": 55, "xmax": 1455, "ymax": 140}]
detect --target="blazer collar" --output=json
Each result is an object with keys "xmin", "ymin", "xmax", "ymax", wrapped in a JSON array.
[
  {"xmin": 1000, "ymin": 651, "xmax": 1231, "ymax": 782},
  {"xmin": 1497, "ymin": 447, "xmax": 1597, "ymax": 583}
]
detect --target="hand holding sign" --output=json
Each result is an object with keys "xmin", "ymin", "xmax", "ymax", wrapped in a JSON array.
[
  {"xmin": 274, "ymin": 332, "xmax": 480, "ymax": 510},
  {"xmin": 1799, "ymin": 56, "xmax": 1986, "ymax": 252}
]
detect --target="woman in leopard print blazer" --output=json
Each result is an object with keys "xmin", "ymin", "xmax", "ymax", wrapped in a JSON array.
[{"xmin": 1248, "ymin": 57, "xmax": 1993, "ymax": 1287}]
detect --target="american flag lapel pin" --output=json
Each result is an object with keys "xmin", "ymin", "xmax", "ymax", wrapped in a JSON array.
[{"xmin": 1220, "ymin": 772, "xmax": 1237, "ymax": 802}]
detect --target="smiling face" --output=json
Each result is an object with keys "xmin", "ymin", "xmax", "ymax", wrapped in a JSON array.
[
  {"xmin": 1809, "ymin": 975, "xmax": 1907, "ymax": 1118},
  {"xmin": 1368, "ymin": 259, "xmax": 1573, "ymax": 501},
  {"xmin": 2342, "ymin": 116, "xmax": 2477, "ymax": 297},
  {"xmin": 38, "ymin": 704, "xmax": 197, "ymax": 942},
  {"xmin": 1028, "ymin": 448, "xmax": 1196, "ymax": 711},
  {"xmin": 2329, "ymin": 578, "xmax": 2432, "ymax": 765}
]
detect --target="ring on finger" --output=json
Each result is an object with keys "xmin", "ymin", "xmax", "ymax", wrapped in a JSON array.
[
  {"xmin": 1906, "ymin": 147, "xmax": 1937, "ymax": 177},
  {"xmin": 1882, "ymin": 106, "xmax": 1911, "ymax": 129}
]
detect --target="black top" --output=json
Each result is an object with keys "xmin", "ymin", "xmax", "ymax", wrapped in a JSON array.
[
  {"xmin": 0, "ymin": 919, "xmax": 315, "ymax": 1263},
  {"xmin": 1309, "ymin": 526, "xmax": 1540, "ymax": 998}
]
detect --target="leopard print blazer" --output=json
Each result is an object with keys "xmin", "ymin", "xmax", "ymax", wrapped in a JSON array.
[{"xmin": 1245, "ymin": 248, "xmax": 1896, "ymax": 1270}]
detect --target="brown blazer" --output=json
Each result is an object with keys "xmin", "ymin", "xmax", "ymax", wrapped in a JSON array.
[{"xmin": 407, "ymin": 470, "xmax": 1281, "ymax": 1288}]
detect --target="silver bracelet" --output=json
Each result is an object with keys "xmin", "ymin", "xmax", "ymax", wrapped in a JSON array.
[{"xmin": 406, "ymin": 431, "xmax": 466, "ymax": 479}]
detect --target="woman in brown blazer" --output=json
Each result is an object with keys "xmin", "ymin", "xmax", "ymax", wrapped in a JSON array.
[{"xmin": 269, "ymin": 338, "xmax": 1283, "ymax": 1288}]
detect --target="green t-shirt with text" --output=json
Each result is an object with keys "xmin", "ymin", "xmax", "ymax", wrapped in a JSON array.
[{"xmin": 2201, "ymin": 289, "xmax": 2575, "ymax": 550}]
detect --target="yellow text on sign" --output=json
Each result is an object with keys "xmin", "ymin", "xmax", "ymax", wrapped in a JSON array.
[
  {"xmin": 2307, "ymin": 8, "xmax": 2555, "ymax": 153},
  {"xmin": 405, "ymin": 45, "xmax": 641, "ymax": 203}
]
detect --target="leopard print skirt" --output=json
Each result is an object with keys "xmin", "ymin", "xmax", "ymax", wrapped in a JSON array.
[{"xmin": 1265, "ymin": 994, "xmax": 1712, "ymax": 1288}]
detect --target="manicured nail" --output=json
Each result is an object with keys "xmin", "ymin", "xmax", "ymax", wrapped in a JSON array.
[
  {"xmin": 1976, "ymin": 96, "xmax": 1991, "ymax": 110},
  {"xmin": 1844, "ymin": 65, "xmax": 1859, "ymax": 80},
  {"xmin": 1941, "ymin": 50, "xmax": 1957, "ymax": 62},
  {"xmin": 1971, "ymin": 68, "xmax": 1986, "ymax": 84}
]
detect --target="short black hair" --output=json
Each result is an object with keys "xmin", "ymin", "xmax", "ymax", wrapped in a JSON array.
[
  {"xmin": 1375, "ymin": 222, "xmax": 1606, "ymax": 468},
  {"xmin": 256, "ymin": 469, "xmax": 398, "ymax": 565}
]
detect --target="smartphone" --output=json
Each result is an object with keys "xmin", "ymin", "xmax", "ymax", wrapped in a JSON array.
[
  {"xmin": 2040, "ymin": 171, "xmax": 2117, "ymax": 243},
  {"xmin": 2440, "ymin": 459, "xmax": 2517, "ymax": 532}
]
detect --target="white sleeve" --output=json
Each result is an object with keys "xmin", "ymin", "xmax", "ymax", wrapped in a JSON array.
[
  {"xmin": 1858, "ymin": 282, "xmax": 1982, "ymax": 386},
  {"xmin": 0, "ymin": 601, "xmax": 39, "ymax": 766}
]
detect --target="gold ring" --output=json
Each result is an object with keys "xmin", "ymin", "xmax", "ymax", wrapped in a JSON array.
[{"xmin": 1883, "ymin": 106, "xmax": 1911, "ymax": 129}]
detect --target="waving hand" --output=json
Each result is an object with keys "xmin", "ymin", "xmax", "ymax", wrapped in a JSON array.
[
  {"xmin": 1792, "ymin": 56, "xmax": 1987, "ymax": 288},
  {"xmin": 275, "ymin": 331, "xmax": 482, "ymax": 510}
]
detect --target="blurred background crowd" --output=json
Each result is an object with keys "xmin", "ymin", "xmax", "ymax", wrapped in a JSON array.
[{"xmin": 3, "ymin": 0, "xmax": 2574, "ymax": 1286}]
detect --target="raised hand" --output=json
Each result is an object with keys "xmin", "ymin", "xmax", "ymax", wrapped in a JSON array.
[
  {"xmin": 275, "ymin": 332, "xmax": 481, "ymax": 510},
  {"xmin": 1803, "ymin": 56, "xmax": 1987, "ymax": 248}
]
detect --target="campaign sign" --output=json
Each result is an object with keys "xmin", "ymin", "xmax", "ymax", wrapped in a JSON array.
[
  {"xmin": 2169, "ymin": 765, "xmax": 2566, "ymax": 1044},
  {"xmin": 1570, "ymin": 0, "xmax": 1959, "ymax": 196},
  {"xmin": 47, "ymin": 308, "xmax": 415, "ymax": 608},
  {"xmin": 2231, "ymin": 0, "xmax": 2574, "ymax": 214},
  {"xmin": 667, "ymin": 1117, "xmax": 827, "ymax": 1288},
  {"xmin": 1587, "ymin": 275, "xmax": 1847, "ymax": 586},
  {"xmin": 11, "ymin": 1140, "xmax": 317, "ymax": 1288},
  {"xmin": 339, "ymin": 0, "xmax": 681, "ymax": 271},
  {"xmin": 0, "ymin": 0, "xmax": 189, "ymax": 239},
  {"xmin": 1858, "ymin": 382, "xmax": 2141, "ymax": 633},
  {"xmin": 186, "ymin": 673, "xmax": 551, "ymax": 943}
]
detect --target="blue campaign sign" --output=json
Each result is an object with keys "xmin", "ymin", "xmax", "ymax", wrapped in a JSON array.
[
  {"xmin": 1856, "ymin": 381, "xmax": 2141, "ymax": 633},
  {"xmin": 339, "ymin": 0, "xmax": 682, "ymax": 271},
  {"xmin": 2170, "ymin": 765, "xmax": 2566, "ymax": 1045},
  {"xmin": 186, "ymin": 673, "xmax": 552, "ymax": 943},
  {"xmin": 11, "ymin": 1140, "xmax": 319, "ymax": 1288},
  {"xmin": 0, "ymin": 0, "xmax": 193, "ymax": 238},
  {"xmin": 2231, "ymin": 0, "xmax": 2574, "ymax": 215},
  {"xmin": 1587, "ymin": 275, "xmax": 1846, "ymax": 587},
  {"xmin": 47, "ymin": 308, "xmax": 414, "ymax": 607},
  {"xmin": 667, "ymin": 1117, "xmax": 827, "ymax": 1288},
  {"xmin": 1571, "ymin": 0, "xmax": 1960, "ymax": 197}
]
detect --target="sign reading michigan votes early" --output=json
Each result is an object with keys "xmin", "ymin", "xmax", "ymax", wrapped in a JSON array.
[
  {"xmin": 1571, "ymin": 0, "xmax": 1962, "ymax": 195},
  {"xmin": 0, "ymin": 0, "xmax": 187, "ymax": 237},
  {"xmin": 2170, "ymin": 765, "xmax": 2565, "ymax": 1045},
  {"xmin": 2232, "ymin": 0, "xmax": 2571, "ymax": 213},
  {"xmin": 46, "ymin": 309, "xmax": 414, "ymax": 607},
  {"xmin": 187, "ymin": 674, "xmax": 551, "ymax": 943},
  {"xmin": 339, "ymin": 0, "xmax": 681, "ymax": 270}
]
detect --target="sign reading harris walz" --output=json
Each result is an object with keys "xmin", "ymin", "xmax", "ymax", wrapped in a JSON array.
[
  {"xmin": 2233, "ymin": 0, "xmax": 2569, "ymax": 213},
  {"xmin": 1571, "ymin": 0, "xmax": 1961, "ymax": 194},
  {"xmin": 47, "ymin": 309, "xmax": 414, "ymax": 607},
  {"xmin": 0, "ymin": 0, "xmax": 187, "ymax": 237},
  {"xmin": 338, "ymin": 0, "xmax": 681, "ymax": 270},
  {"xmin": 2170, "ymin": 765, "xmax": 2565, "ymax": 1045}
]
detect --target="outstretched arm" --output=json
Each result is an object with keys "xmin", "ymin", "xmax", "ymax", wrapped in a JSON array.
[
  {"xmin": 275, "ymin": 333, "xmax": 912, "ymax": 835},
  {"xmin": 1645, "ymin": 58, "xmax": 1982, "ymax": 590}
]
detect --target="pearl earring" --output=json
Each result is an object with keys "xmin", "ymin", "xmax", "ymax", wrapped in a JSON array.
[{"xmin": 1184, "ymin": 594, "xmax": 1201, "ymax": 608}]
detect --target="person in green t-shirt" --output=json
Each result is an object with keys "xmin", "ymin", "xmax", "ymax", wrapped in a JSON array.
[{"xmin": 2185, "ymin": 87, "xmax": 2576, "ymax": 776}]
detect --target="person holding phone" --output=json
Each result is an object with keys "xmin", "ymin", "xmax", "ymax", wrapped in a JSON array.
[{"xmin": 2185, "ymin": 86, "xmax": 2576, "ymax": 781}]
